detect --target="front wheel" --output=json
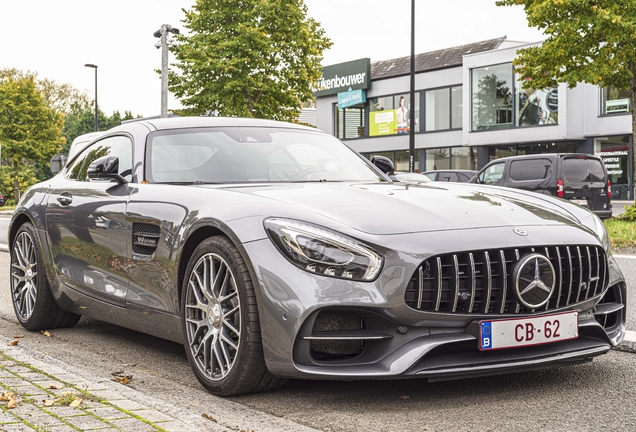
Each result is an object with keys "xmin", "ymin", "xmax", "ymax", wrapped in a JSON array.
[
  {"xmin": 10, "ymin": 223, "xmax": 80, "ymax": 331},
  {"xmin": 181, "ymin": 236, "xmax": 286, "ymax": 396}
]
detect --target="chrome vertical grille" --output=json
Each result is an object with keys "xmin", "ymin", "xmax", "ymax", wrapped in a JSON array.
[{"xmin": 404, "ymin": 245, "xmax": 608, "ymax": 315}]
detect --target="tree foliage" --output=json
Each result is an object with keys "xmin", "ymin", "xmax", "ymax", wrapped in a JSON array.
[
  {"xmin": 497, "ymin": 0, "xmax": 636, "ymax": 196},
  {"xmin": 0, "ymin": 77, "xmax": 65, "ymax": 201},
  {"xmin": 169, "ymin": 0, "xmax": 332, "ymax": 121},
  {"xmin": 62, "ymin": 108, "xmax": 136, "ymax": 153},
  {"xmin": 1, "ymin": 68, "xmax": 91, "ymax": 114}
]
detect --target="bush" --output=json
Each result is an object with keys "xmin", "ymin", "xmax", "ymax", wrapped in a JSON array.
[
  {"xmin": 0, "ymin": 164, "xmax": 39, "ymax": 206},
  {"xmin": 617, "ymin": 202, "xmax": 636, "ymax": 222}
]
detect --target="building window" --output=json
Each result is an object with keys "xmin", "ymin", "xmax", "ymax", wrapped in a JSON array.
[
  {"xmin": 471, "ymin": 63, "xmax": 513, "ymax": 131},
  {"xmin": 451, "ymin": 146, "xmax": 477, "ymax": 170},
  {"xmin": 335, "ymin": 104, "xmax": 365, "ymax": 139},
  {"xmin": 595, "ymin": 136, "xmax": 632, "ymax": 200},
  {"xmin": 451, "ymin": 86, "xmax": 463, "ymax": 129},
  {"xmin": 368, "ymin": 94, "xmax": 420, "ymax": 136},
  {"xmin": 515, "ymin": 75, "xmax": 558, "ymax": 127},
  {"xmin": 425, "ymin": 88, "xmax": 450, "ymax": 131},
  {"xmin": 425, "ymin": 148, "xmax": 450, "ymax": 171},
  {"xmin": 601, "ymin": 87, "xmax": 631, "ymax": 115}
]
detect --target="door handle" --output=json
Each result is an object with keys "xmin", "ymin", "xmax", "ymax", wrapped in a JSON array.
[{"xmin": 57, "ymin": 192, "xmax": 73, "ymax": 206}]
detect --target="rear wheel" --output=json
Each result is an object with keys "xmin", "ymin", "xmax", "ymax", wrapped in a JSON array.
[
  {"xmin": 181, "ymin": 236, "xmax": 286, "ymax": 396},
  {"xmin": 11, "ymin": 223, "xmax": 81, "ymax": 331}
]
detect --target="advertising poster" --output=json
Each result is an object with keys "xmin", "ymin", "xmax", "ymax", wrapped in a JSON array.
[
  {"xmin": 516, "ymin": 86, "xmax": 559, "ymax": 127},
  {"xmin": 369, "ymin": 110, "xmax": 397, "ymax": 136}
]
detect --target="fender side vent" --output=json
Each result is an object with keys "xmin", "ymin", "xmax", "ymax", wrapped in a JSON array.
[{"xmin": 132, "ymin": 223, "xmax": 161, "ymax": 255}]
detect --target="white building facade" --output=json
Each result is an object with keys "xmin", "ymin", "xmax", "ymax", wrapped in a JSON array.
[{"xmin": 315, "ymin": 37, "xmax": 634, "ymax": 200}]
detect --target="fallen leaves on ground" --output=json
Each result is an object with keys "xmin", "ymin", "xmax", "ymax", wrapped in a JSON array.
[
  {"xmin": 111, "ymin": 370, "xmax": 132, "ymax": 385},
  {"xmin": 69, "ymin": 398, "xmax": 82, "ymax": 407},
  {"xmin": 41, "ymin": 330, "xmax": 51, "ymax": 337},
  {"xmin": 400, "ymin": 395, "xmax": 411, "ymax": 400},
  {"xmin": 202, "ymin": 413, "xmax": 217, "ymax": 422},
  {"xmin": 13, "ymin": 335, "xmax": 24, "ymax": 338},
  {"xmin": 7, "ymin": 340, "xmax": 18, "ymax": 346},
  {"xmin": 49, "ymin": 383, "xmax": 63, "ymax": 390},
  {"xmin": 42, "ymin": 399, "xmax": 55, "ymax": 406},
  {"xmin": 1, "ymin": 392, "xmax": 18, "ymax": 409}
]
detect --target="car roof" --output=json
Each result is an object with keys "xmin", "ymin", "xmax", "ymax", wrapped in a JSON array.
[
  {"xmin": 116, "ymin": 116, "xmax": 319, "ymax": 132},
  {"xmin": 486, "ymin": 153, "xmax": 601, "ymax": 163}
]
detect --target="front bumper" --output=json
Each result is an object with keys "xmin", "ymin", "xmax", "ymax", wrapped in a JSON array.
[{"xmin": 241, "ymin": 226, "xmax": 627, "ymax": 381}]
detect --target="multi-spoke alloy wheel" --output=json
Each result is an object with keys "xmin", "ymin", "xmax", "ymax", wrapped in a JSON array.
[
  {"xmin": 185, "ymin": 252, "xmax": 241, "ymax": 381},
  {"xmin": 11, "ymin": 230, "xmax": 38, "ymax": 321},
  {"xmin": 181, "ymin": 236, "xmax": 285, "ymax": 396},
  {"xmin": 10, "ymin": 223, "xmax": 80, "ymax": 331}
]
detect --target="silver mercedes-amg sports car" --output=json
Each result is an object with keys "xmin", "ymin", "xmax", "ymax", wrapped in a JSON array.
[{"xmin": 9, "ymin": 117, "xmax": 627, "ymax": 396}]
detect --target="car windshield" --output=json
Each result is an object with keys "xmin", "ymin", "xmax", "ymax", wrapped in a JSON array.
[{"xmin": 147, "ymin": 127, "xmax": 386, "ymax": 184}]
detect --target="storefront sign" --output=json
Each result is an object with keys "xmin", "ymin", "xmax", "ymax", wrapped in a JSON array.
[
  {"xmin": 601, "ymin": 150, "xmax": 629, "ymax": 176},
  {"xmin": 315, "ymin": 58, "xmax": 371, "ymax": 97},
  {"xmin": 369, "ymin": 110, "xmax": 397, "ymax": 136},
  {"xmin": 337, "ymin": 88, "xmax": 366, "ymax": 109}
]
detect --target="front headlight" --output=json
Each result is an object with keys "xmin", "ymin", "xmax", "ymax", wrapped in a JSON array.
[
  {"xmin": 264, "ymin": 218, "xmax": 383, "ymax": 281},
  {"xmin": 590, "ymin": 213, "xmax": 611, "ymax": 253}
]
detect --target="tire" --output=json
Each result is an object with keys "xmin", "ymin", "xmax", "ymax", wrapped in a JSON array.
[
  {"xmin": 10, "ymin": 223, "xmax": 81, "ymax": 331},
  {"xmin": 181, "ymin": 236, "xmax": 284, "ymax": 396}
]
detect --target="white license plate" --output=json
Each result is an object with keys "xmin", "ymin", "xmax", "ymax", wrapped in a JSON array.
[
  {"xmin": 570, "ymin": 199, "xmax": 588, "ymax": 206},
  {"xmin": 479, "ymin": 311, "xmax": 578, "ymax": 350}
]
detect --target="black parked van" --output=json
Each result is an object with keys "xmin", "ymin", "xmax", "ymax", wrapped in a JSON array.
[{"xmin": 473, "ymin": 153, "xmax": 612, "ymax": 219}]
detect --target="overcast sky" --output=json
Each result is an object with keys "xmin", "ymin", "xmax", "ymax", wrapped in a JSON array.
[{"xmin": 1, "ymin": 0, "xmax": 544, "ymax": 117}]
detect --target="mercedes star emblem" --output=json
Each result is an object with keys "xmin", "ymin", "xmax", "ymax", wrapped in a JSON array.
[
  {"xmin": 513, "ymin": 253, "xmax": 556, "ymax": 309},
  {"xmin": 513, "ymin": 228, "xmax": 528, "ymax": 236}
]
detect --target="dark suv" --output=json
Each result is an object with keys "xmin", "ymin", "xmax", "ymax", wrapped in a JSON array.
[{"xmin": 473, "ymin": 153, "xmax": 612, "ymax": 219}]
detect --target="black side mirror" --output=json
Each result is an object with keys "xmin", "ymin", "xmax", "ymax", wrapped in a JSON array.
[
  {"xmin": 50, "ymin": 153, "xmax": 68, "ymax": 175},
  {"xmin": 371, "ymin": 155, "xmax": 395, "ymax": 176},
  {"xmin": 87, "ymin": 155, "xmax": 128, "ymax": 185}
]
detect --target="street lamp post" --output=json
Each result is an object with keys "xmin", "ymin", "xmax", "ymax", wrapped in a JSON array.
[
  {"xmin": 84, "ymin": 64, "xmax": 98, "ymax": 131},
  {"xmin": 409, "ymin": 0, "xmax": 415, "ymax": 173},
  {"xmin": 154, "ymin": 24, "xmax": 179, "ymax": 118}
]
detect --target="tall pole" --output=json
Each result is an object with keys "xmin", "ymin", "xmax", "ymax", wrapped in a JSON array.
[
  {"xmin": 161, "ymin": 24, "xmax": 169, "ymax": 118},
  {"xmin": 409, "ymin": 0, "xmax": 415, "ymax": 172},
  {"xmin": 85, "ymin": 64, "xmax": 98, "ymax": 131},
  {"xmin": 155, "ymin": 24, "xmax": 178, "ymax": 118}
]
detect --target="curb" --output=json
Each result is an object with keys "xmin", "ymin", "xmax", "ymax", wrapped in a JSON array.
[
  {"xmin": 0, "ymin": 335, "xmax": 230, "ymax": 432},
  {"xmin": 614, "ymin": 330, "xmax": 636, "ymax": 354}
]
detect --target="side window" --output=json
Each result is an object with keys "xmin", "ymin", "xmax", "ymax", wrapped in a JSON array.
[
  {"xmin": 423, "ymin": 173, "xmax": 436, "ymax": 181},
  {"xmin": 65, "ymin": 136, "xmax": 133, "ymax": 182},
  {"xmin": 438, "ymin": 172, "xmax": 458, "ymax": 182},
  {"xmin": 477, "ymin": 162, "xmax": 506, "ymax": 184},
  {"xmin": 509, "ymin": 159, "xmax": 552, "ymax": 181}
]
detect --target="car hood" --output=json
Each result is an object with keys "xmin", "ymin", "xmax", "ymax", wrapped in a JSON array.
[{"xmin": 222, "ymin": 182, "xmax": 581, "ymax": 235}]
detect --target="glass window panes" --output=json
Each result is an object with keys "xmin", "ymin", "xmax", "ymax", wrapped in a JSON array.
[
  {"xmin": 477, "ymin": 162, "xmax": 506, "ymax": 184},
  {"xmin": 509, "ymin": 158, "xmax": 553, "ymax": 181},
  {"xmin": 471, "ymin": 63, "xmax": 513, "ymax": 131},
  {"xmin": 515, "ymin": 75, "xmax": 558, "ymax": 127},
  {"xmin": 425, "ymin": 89, "xmax": 450, "ymax": 131},
  {"xmin": 66, "ymin": 136, "xmax": 133, "ymax": 182},
  {"xmin": 601, "ymin": 87, "xmax": 631, "ymax": 115},
  {"xmin": 451, "ymin": 86, "xmax": 462, "ymax": 129},
  {"xmin": 395, "ymin": 93, "xmax": 420, "ymax": 133},
  {"xmin": 595, "ymin": 136, "xmax": 631, "ymax": 199},
  {"xmin": 335, "ymin": 105, "xmax": 365, "ymax": 139},
  {"xmin": 451, "ymin": 146, "xmax": 476, "ymax": 170},
  {"xmin": 425, "ymin": 148, "xmax": 450, "ymax": 171}
]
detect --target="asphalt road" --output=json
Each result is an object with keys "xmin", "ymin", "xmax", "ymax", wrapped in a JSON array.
[{"xmin": 0, "ymin": 216, "xmax": 635, "ymax": 431}]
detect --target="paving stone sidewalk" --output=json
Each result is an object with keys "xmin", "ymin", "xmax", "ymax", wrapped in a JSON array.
[{"xmin": 0, "ymin": 339, "xmax": 223, "ymax": 432}]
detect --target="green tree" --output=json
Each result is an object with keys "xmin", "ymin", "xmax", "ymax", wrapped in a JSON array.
[
  {"xmin": 497, "ymin": 0, "xmax": 636, "ymax": 200},
  {"xmin": 0, "ymin": 77, "xmax": 65, "ymax": 201},
  {"xmin": 61, "ymin": 108, "xmax": 137, "ymax": 153},
  {"xmin": 169, "ymin": 0, "xmax": 332, "ymax": 122},
  {"xmin": 0, "ymin": 68, "xmax": 91, "ymax": 114}
]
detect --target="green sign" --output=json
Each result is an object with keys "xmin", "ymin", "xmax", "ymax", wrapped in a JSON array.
[
  {"xmin": 315, "ymin": 58, "xmax": 371, "ymax": 97},
  {"xmin": 369, "ymin": 110, "xmax": 397, "ymax": 136}
]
